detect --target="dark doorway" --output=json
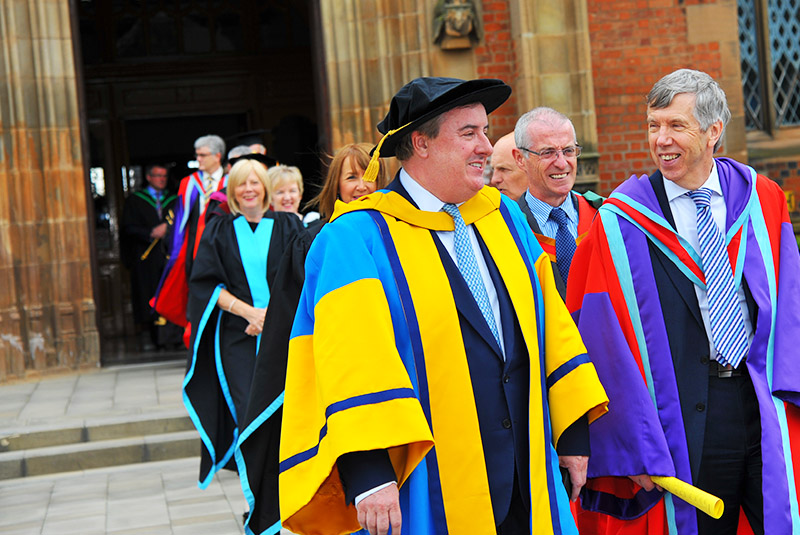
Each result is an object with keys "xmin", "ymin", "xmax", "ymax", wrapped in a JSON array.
[
  {"xmin": 126, "ymin": 113, "xmax": 249, "ymax": 188},
  {"xmin": 76, "ymin": 0, "xmax": 324, "ymax": 365}
]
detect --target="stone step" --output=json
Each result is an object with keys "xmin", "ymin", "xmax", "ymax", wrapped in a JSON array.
[
  {"xmin": 0, "ymin": 430, "xmax": 200, "ymax": 480},
  {"xmin": 0, "ymin": 411, "xmax": 193, "ymax": 452}
]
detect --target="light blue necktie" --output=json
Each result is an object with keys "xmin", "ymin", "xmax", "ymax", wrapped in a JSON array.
[
  {"xmin": 441, "ymin": 203, "xmax": 502, "ymax": 348},
  {"xmin": 549, "ymin": 207, "xmax": 576, "ymax": 283},
  {"xmin": 688, "ymin": 188, "xmax": 748, "ymax": 368}
]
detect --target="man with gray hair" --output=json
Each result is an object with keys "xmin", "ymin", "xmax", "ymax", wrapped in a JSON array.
[
  {"xmin": 152, "ymin": 134, "xmax": 227, "ymax": 333},
  {"xmin": 513, "ymin": 107, "xmax": 602, "ymax": 299},
  {"xmin": 567, "ymin": 68, "xmax": 800, "ymax": 534}
]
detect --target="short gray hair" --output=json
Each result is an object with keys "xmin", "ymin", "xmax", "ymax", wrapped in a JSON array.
[
  {"xmin": 194, "ymin": 134, "xmax": 226, "ymax": 157},
  {"xmin": 227, "ymin": 144, "xmax": 251, "ymax": 160},
  {"xmin": 514, "ymin": 107, "xmax": 576, "ymax": 156},
  {"xmin": 647, "ymin": 69, "xmax": 730, "ymax": 151}
]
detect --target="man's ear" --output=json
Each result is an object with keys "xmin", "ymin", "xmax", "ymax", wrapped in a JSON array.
[
  {"xmin": 411, "ymin": 131, "xmax": 429, "ymax": 158},
  {"xmin": 512, "ymin": 148, "xmax": 525, "ymax": 170},
  {"xmin": 707, "ymin": 119, "xmax": 723, "ymax": 150}
]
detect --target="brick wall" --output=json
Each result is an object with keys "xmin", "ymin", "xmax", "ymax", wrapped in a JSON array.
[
  {"xmin": 476, "ymin": 1, "xmax": 518, "ymax": 139},
  {"xmin": 587, "ymin": 0, "xmax": 725, "ymax": 195}
]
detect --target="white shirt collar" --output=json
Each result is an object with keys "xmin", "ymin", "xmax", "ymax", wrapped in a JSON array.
[
  {"xmin": 663, "ymin": 159, "xmax": 721, "ymax": 201},
  {"xmin": 399, "ymin": 168, "xmax": 455, "ymax": 211}
]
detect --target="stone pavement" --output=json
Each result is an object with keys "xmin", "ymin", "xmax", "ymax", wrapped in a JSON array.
[
  {"xmin": 0, "ymin": 457, "xmax": 247, "ymax": 535},
  {"xmin": 0, "ymin": 359, "xmax": 186, "ymax": 433},
  {"xmin": 0, "ymin": 359, "xmax": 253, "ymax": 535}
]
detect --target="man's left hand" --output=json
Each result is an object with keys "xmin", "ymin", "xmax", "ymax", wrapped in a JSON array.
[
  {"xmin": 356, "ymin": 484, "xmax": 401, "ymax": 535},
  {"xmin": 559, "ymin": 455, "xmax": 588, "ymax": 502},
  {"xmin": 150, "ymin": 222, "xmax": 168, "ymax": 239}
]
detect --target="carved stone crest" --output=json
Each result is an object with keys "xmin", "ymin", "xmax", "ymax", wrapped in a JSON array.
[{"xmin": 433, "ymin": 0, "xmax": 481, "ymax": 50}]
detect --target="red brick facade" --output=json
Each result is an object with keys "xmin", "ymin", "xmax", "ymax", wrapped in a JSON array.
[
  {"xmin": 474, "ymin": 1, "xmax": 799, "ymax": 232},
  {"xmin": 475, "ymin": 0, "xmax": 739, "ymax": 196},
  {"xmin": 586, "ymin": 0, "xmax": 724, "ymax": 193}
]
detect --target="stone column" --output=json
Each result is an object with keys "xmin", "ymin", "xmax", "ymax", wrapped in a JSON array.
[
  {"xmin": 508, "ymin": 0, "xmax": 600, "ymax": 188},
  {"xmin": 685, "ymin": 0, "xmax": 746, "ymax": 162},
  {"xmin": 320, "ymin": 0, "xmax": 433, "ymax": 149},
  {"xmin": 0, "ymin": 0, "xmax": 99, "ymax": 381}
]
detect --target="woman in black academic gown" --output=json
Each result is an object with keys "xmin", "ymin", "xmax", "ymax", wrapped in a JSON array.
[
  {"xmin": 237, "ymin": 143, "xmax": 389, "ymax": 533},
  {"xmin": 183, "ymin": 157, "xmax": 305, "ymax": 489}
]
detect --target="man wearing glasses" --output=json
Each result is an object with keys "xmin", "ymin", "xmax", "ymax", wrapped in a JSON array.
[
  {"xmin": 152, "ymin": 134, "xmax": 227, "ymax": 338},
  {"xmin": 512, "ymin": 107, "xmax": 603, "ymax": 299}
]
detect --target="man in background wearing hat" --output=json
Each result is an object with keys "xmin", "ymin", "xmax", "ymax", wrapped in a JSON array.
[{"xmin": 278, "ymin": 77, "xmax": 608, "ymax": 535}]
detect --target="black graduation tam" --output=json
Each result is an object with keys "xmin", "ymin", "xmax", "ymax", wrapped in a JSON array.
[
  {"xmin": 362, "ymin": 77, "xmax": 511, "ymax": 182},
  {"xmin": 228, "ymin": 152, "xmax": 277, "ymax": 168},
  {"xmin": 226, "ymin": 129, "xmax": 267, "ymax": 148}
]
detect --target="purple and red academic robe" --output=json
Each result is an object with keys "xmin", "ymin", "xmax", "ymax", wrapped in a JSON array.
[
  {"xmin": 566, "ymin": 157, "xmax": 800, "ymax": 534},
  {"xmin": 152, "ymin": 170, "xmax": 227, "ymax": 331}
]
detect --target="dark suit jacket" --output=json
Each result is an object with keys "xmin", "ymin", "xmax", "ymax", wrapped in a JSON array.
[{"xmin": 647, "ymin": 172, "xmax": 757, "ymax": 482}]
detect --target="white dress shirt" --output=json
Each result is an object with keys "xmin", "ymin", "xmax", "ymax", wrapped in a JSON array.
[
  {"xmin": 199, "ymin": 167, "xmax": 224, "ymax": 213},
  {"xmin": 663, "ymin": 161, "xmax": 754, "ymax": 362}
]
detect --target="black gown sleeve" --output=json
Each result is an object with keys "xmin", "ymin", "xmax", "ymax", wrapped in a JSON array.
[
  {"xmin": 556, "ymin": 414, "xmax": 590, "ymax": 456},
  {"xmin": 187, "ymin": 215, "xmax": 233, "ymax": 326},
  {"xmin": 236, "ymin": 219, "xmax": 320, "ymax": 534}
]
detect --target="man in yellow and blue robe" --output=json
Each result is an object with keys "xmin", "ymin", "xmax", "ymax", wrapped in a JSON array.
[{"xmin": 279, "ymin": 77, "xmax": 608, "ymax": 535}]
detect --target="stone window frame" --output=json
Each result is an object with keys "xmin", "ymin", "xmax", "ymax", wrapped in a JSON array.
[{"xmin": 738, "ymin": 0, "xmax": 800, "ymax": 155}]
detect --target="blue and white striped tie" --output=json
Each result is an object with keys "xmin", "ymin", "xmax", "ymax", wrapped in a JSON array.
[
  {"xmin": 688, "ymin": 188, "xmax": 748, "ymax": 368},
  {"xmin": 441, "ymin": 203, "xmax": 502, "ymax": 348}
]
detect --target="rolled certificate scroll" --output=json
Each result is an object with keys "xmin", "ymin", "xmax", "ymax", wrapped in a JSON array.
[{"xmin": 650, "ymin": 475, "xmax": 724, "ymax": 519}]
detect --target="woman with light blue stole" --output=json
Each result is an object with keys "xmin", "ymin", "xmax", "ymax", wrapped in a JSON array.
[{"xmin": 183, "ymin": 157, "xmax": 305, "ymax": 491}]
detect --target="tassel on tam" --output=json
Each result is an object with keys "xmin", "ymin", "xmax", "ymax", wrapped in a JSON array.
[{"xmin": 362, "ymin": 122, "xmax": 411, "ymax": 182}]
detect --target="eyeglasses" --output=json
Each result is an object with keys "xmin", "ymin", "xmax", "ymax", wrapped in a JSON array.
[
  {"xmin": 195, "ymin": 152, "xmax": 213, "ymax": 158},
  {"xmin": 518, "ymin": 145, "xmax": 581, "ymax": 160}
]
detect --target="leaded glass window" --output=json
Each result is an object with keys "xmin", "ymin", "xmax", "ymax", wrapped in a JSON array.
[
  {"xmin": 739, "ymin": 2, "xmax": 764, "ymax": 130},
  {"xmin": 737, "ymin": 0, "xmax": 800, "ymax": 131},
  {"xmin": 769, "ymin": 0, "xmax": 800, "ymax": 126}
]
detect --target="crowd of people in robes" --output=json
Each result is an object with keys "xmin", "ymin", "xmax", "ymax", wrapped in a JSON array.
[{"xmin": 126, "ymin": 67, "xmax": 800, "ymax": 535}]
